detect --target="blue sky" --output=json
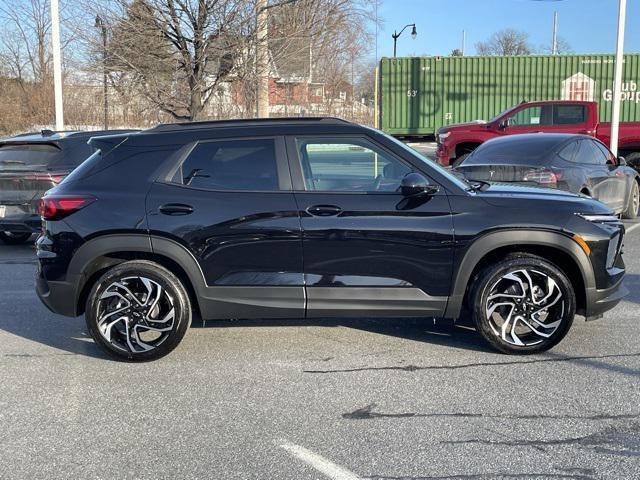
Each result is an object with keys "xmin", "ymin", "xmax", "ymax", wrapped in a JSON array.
[{"xmin": 374, "ymin": 0, "xmax": 640, "ymax": 59}]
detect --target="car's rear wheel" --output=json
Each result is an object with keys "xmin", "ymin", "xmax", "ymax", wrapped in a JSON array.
[
  {"xmin": 622, "ymin": 180, "xmax": 639, "ymax": 219},
  {"xmin": 470, "ymin": 253, "xmax": 575, "ymax": 354},
  {"xmin": 85, "ymin": 260, "xmax": 191, "ymax": 361},
  {"xmin": 0, "ymin": 231, "xmax": 32, "ymax": 245}
]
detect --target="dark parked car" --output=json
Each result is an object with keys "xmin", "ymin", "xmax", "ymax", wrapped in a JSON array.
[
  {"xmin": 36, "ymin": 118, "xmax": 627, "ymax": 361},
  {"xmin": 0, "ymin": 129, "xmax": 136, "ymax": 244},
  {"xmin": 454, "ymin": 133, "xmax": 640, "ymax": 219}
]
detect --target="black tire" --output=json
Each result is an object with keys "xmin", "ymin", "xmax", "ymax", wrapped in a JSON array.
[
  {"xmin": 621, "ymin": 179, "xmax": 639, "ymax": 220},
  {"xmin": 85, "ymin": 260, "xmax": 191, "ymax": 361},
  {"xmin": 469, "ymin": 253, "xmax": 576, "ymax": 354},
  {"xmin": 0, "ymin": 231, "xmax": 32, "ymax": 245}
]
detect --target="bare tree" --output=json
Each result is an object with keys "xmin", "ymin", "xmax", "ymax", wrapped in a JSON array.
[
  {"xmin": 475, "ymin": 29, "xmax": 533, "ymax": 56},
  {"xmin": 540, "ymin": 36, "xmax": 572, "ymax": 55}
]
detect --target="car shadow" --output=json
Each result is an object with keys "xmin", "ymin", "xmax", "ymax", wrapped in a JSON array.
[
  {"xmin": 200, "ymin": 315, "xmax": 494, "ymax": 353},
  {"xmin": 623, "ymin": 273, "xmax": 640, "ymax": 304}
]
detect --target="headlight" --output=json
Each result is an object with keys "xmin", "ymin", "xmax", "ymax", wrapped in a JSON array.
[
  {"xmin": 576, "ymin": 213, "xmax": 620, "ymax": 224},
  {"xmin": 438, "ymin": 132, "xmax": 450, "ymax": 143}
]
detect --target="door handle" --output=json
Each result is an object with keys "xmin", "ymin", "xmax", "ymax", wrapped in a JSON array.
[
  {"xmin": 306, "ymin": 205, "xmax": 342, "ymax": 217},
  {"xmin": 159, "ymin": 203, "xmax": 194, "ymax": 215}
]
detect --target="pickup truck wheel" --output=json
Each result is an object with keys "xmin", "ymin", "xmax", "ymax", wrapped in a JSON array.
[
  {"xmin": 470, "ymin": 253, "xmax": 575, "ymax": 354},
  {"xmin": 85, "ymin": 260, "xmax": 191, "ymax": 361},
  {"xmin": 0, "ymin": 232, "xmax": 33, "ymax": 245},
  {"xmin": 622, "ymin": 180, "xmax": 639, "ymax": 219}
]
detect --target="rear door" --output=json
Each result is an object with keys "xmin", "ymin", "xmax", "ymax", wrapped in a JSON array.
[
  {"xmin": 146, "ymin": 136, "xmax": 304, "ymax": 319},
  {"xmin": 286, "ymin": 134, "xmax": 454, "ymax": 318}
]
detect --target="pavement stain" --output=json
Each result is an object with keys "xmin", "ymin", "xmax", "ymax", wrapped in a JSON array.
[
  {"xmin": 342, "ymin": 403, "xmax": 639, "ymax": 422},
  {"xmin": 303, "ymin": 351, "xmax": 640, "ymax": 374}
]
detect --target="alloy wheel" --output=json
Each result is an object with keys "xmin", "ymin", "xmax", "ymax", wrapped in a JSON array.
[
  {"xmin": 485, "ymin": 269, "xmax": 565, "ymax": 347},
  {"xmin": 632, "ymin": 182, "xmax": 640, "ymax": 216},
  {"xmin": 96, "ymin": 276, "xmax": 175, "ymax": 353}
]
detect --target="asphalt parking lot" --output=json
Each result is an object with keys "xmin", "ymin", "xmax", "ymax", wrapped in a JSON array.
[{"xmin": 1, "ymin": 221, "xmax": 639, "ymax": 480}]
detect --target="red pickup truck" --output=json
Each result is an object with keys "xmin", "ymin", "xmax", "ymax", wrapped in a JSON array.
[{"xmin": 436, "ymin": 100, "xmax": 640, "ymax": 167}]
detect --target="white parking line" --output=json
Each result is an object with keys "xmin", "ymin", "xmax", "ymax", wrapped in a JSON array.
[
  {"xmin": 627, "ymin": 222, "xmax": 640, "ymax": 233},
  {"xmin": 280, "ymin": 441, "xmax": 361, "ymax": 480}
]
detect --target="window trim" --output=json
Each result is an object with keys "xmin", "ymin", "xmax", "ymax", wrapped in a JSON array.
[
  {"xmin": 160, "ymin": 135, "xmax": 292, "ymax": 193},
  {"xmin": 285, "ymin": 134, "xmax": 422, "ymax": 194}
]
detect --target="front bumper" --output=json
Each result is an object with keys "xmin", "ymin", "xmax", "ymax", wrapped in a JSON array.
[
  {"xmin": 585, "ymin": 273, "xmax": 628, "ymax": 320},
  {"xmin": 436, "ymin": 143, "xmax": 452, "ymax": 166}
]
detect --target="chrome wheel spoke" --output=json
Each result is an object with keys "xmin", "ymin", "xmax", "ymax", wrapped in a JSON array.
[
  {"xmin": 485, "ymin": 268, "xmax": 564, "ymax": 347},
  {"xmin": 96, "ymin": 275, "xmax": 175, "ymax": 354}
]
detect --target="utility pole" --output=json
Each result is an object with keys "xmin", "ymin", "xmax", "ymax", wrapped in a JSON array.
[
  {"xmin": 551, "ymin": 11, "xmax": 558, "ymax": 55},
  {"xmin": 51, "ymin": 0, "xmax": 64, "ymax": 130},
  {"xmin": 256, "ymin": 0, "xmax": 269, "ymax": 118},
  {"xmin": 611, "ymin": 0, "xmax": 627, "ymax": 156},
  {"xmin": 95, "ymin": 15, "xmax": 108, "ymax": 130},
  {"xmin": 461, "ymin": 30, "xmax": 466, "ymax": 56}
]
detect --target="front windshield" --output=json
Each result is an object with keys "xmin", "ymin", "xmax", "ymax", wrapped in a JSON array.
[
  {"xmin": 381, "ymin": 131, "xmax": 472, "ymax": 190},
  {"xmin": 488, "ymin": 105, "xmax": 520, "ymax": 123}
]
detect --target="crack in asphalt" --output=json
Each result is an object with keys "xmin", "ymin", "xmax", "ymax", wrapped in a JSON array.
[
  {"xmin": 441, "ymin": 422, "xmax": 640, "ymax": 458},
  {"xmin": 342, "ymin": 403, "xmax": 639, "ymax": 422},
  {"xmin": 303, "ymin": 352, "xmax": 640, "ymax": 374}
]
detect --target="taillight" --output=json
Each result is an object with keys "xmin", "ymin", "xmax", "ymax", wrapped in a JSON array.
[
  {"xmin": 38, "ymin": 195, "xmax": 96, "ymax": 221},
  {"xmin": 24, "ymin": 172, "xmax": 67, "ymax": 185},
  {"xmin": 522, "ymin": 168, "xmax": 559, "ymax": 185}
]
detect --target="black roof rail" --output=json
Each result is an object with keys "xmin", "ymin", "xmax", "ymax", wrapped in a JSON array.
[{"xmin": 149, "ymin": 117, "xmax": 352, "ymax": 133}]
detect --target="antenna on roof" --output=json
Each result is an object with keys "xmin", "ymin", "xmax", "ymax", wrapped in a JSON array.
[{"xmin": 41, "ymin": 129, "xmax": 56, "ymax": 137}]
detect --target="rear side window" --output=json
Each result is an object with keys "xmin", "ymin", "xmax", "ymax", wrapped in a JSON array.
[
  {"xmin": 174, "ymin": 138, "xmax": 279, "ymax": 191},
  {"xmin": 0, "ymin": 143, "xmax": 62, "ymax": 169},
  {"xmin": 575, "ymin": 139, "xmax": 607, "ymax": 165},
  {"xmin": 554, "ymin": 105, "xmax": 586, "ymax": 125}
]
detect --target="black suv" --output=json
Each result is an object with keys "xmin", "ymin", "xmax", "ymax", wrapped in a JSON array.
[
  {"xmin": 35, "ymin": 118, "xmax": 627, "ymax": 361},
  {"xmin": 0, "ymin": 129, "xmax": 136, "ymax": 244}
]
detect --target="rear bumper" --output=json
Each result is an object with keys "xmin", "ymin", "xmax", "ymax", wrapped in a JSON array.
[
  {"xmin": 0, "ymin": 213, "xmax": 41, "ymax": 233},
  {"xmin": 35, "ymin": 269, "xmax": 80, "ymax": 317}
]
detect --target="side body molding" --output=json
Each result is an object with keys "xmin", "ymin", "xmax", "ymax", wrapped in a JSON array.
[{"xmin": 444, "ymin": 229, "xmax": 596, "ymax": 319}]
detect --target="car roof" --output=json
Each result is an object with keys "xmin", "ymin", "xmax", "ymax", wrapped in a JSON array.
[
  {"xmin": 481, "ymin": 133, "xmax": 593, "ymax": 147},
  {"xmin": 148, "ymin": 117, "xmax": 351, "ymax": 133}
]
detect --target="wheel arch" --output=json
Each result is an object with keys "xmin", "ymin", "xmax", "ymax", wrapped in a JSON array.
[
  {"xmin": 445, "ymin": 230, "xmax": 595, "ymax": 320},
  {"xmin": 70, "ymin": 234, "xmax": 204, "ymax": 317}
]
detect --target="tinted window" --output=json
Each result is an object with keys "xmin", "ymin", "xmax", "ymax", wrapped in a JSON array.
[
  {"xmin": 575, "ymin": 139, "xmax": 607, "ymax": 165},
  {"xmin": 296, "ymin": 138, "xmax": 411, "ymax": 192},
  {"xmin": 593, "ymin": 140, "xmax": 616, "ymax": 164},
  {"xmin": 176, "ymin": 138, "xmax": 279, "ymax": 191},
  {"xmin": 0, "ymin": 143, "xmax": 62, "ymax": 170},
  {"xmin": 464, "ymin": 137, "xmax": 559, "ymax": 165},
  {"xmin": 508, "ymin": 105, "xmax": 552, "ymax": 127},
  {"xmin": 553, "ymin": 105, "xmax": 586, "ymax": 125},
  {"xmin": 558, "ymin": 140, "xmax": 579, "ymax": 162}
]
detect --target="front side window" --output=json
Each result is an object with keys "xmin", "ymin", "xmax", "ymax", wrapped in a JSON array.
[
  {"xmin": 175, "ymin": 138, "xmax": 279, "ymax": 191},
  {"xmin": 575, "ymin": 139, "xmax": 607, "ymax": 165},
  {"xmin": 508, "ymin": 105, "xmax": 552, "ymax": 127},
  {"xmin": 295, "ymin": 138, "xmax": 411, "ymax": 192}
]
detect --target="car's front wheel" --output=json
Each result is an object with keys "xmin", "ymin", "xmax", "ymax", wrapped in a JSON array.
[
  {"xmin": 622, "ymin": 180, "xmax": 639, "ymax": 219},
  {"xmin": 0, "ymin": 231, "xmax": 32, "ymax": 245},
  {"xmin": 85, "ymin": 260, "xmax": 191, "ymax": 361},
  {"xmin": 470, "ymin": 253, "xmax": 575, "ymax": 354}
]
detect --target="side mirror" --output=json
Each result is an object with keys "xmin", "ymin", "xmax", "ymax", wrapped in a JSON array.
[
  {"xmin": 618, "ymin": 156, "xmax": 627, "ymax": 166},
  {"xmin": 400, "ymin": 172, "xmax": 439, "ymax": 197},
  {"xmin": 497, "ymin": 119, "xmax": 508, "ymax": 130}
]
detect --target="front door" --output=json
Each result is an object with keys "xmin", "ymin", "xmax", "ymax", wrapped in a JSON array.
[
  {"xmin": 146, "ymin": 136, "xmax": 304, "ymax": 319},
  {"xmin": 286, "ymin": 135, "xmax": 454, "ymax": 318}
]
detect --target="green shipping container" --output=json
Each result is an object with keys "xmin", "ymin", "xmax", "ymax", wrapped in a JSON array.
[{"xmin": 380, "ymin": 54, "xmax": 640, "ymax": 136}]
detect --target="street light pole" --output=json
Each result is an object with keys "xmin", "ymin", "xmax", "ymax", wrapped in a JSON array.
[
  {"xmin": 610, "ymin": 0, "xmax": 627, "ymax": 157},
  {"xmin": 392, "ymin": 24, "xmax": 417, "ymax": 58},
  {"xmin": 95, "ymin": 15, "xmax": 108, "ymax": 130},
  {"xmin": 51, "ymin": 0, "xmax": 64, "ymax": 130}
]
